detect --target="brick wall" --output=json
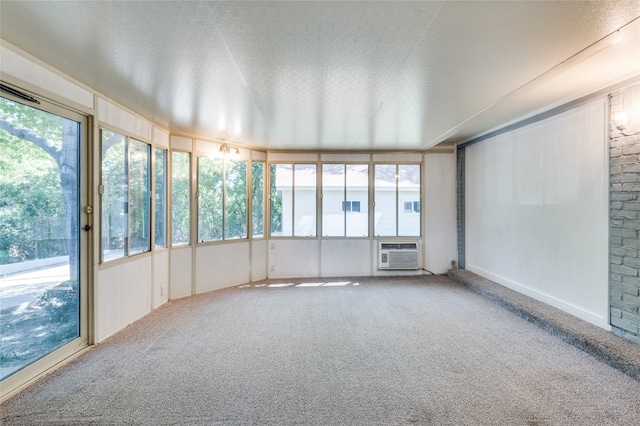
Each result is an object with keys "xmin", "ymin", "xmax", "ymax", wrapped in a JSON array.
[
  {"xmin": 456, "ymin": 147, "xmax": 465, "ymax": 269},
  {"xmin": 610, "ymin": 83, "xmax": 640, "ymax": 344}
]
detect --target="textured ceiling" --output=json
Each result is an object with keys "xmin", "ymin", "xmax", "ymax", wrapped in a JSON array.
[{"xmin": 1, "ymin": 1, "xmax": 639, "ymax": 151}]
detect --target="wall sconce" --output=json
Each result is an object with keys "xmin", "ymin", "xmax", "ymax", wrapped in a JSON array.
[
  {"xmin": 218, "ymin": 143, "xmax": 240, "ymax": 159},
  {"xmin": 613, "ymin": 111, "xmax": 629, "ymax": 130}
]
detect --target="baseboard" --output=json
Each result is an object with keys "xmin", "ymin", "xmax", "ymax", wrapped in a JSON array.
[{"xmin": 466, "ymin": 264, "xmax": 610, "ymax": 330}]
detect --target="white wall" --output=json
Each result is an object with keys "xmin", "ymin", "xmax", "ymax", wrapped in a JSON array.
[
  {"xmin": 424, "ymin": 152, "xmax": 457, "ymax": 274},
  {"xmin": 320, "ymin": 239, "xmax": 371, "ymax": 276},
  {"xmin": 252, "ymin": 240, "xmax": 268, "ymax": 281},
  {"xmin": 465, "ymin": 99, "xmax": 609, "ymax": 328},
  {"xmin": 195, "ymin": 242, "xmax": 251, "ymax": 293},
  {"xmin": 170, "ymin": 247, "xmax": 192, "ymax": 299},
  {"xmin": 96, "ymin": 257, "xmax": 152, "ymax": 341},
  {"xmin": 0, "ymin": 45, "xmax": 93, "ymax": 111},
  {"xmin": 153, "ymin": 250, "xmax": 169, "ymax": 308},
  {"xmin": 268, "ymin": 239, "xmax": 320, "ymax": 278}
]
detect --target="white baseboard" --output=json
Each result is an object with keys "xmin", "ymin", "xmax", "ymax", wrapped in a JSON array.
[{"xmin": 466, "ymin": 264, "xmax": 610, "ymax": 330}]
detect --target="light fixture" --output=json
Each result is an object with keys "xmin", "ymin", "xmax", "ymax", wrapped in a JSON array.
[
  {"xmin": 219, "ymin": 142, "xmax": 231, "ymax": 156},
  {"xmin": 218, "ymin": 143, "xmax": 240, "ymax": 159},
  {"xmin": 614, "ymin": 111, "xmax": 629, "ymax": 130}
]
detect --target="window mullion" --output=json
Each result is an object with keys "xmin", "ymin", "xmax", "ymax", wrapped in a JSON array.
[
  {"xmin": 247, "ymin": 160, "xmax": 252, "ymax": 240},
  {"xmin": 222, "ymin": 159, "xmax": 227, "ymax": 240},
  {"xmin": 146, "ymin": 143, "xmax": 151, "ymax": 250},
  {"xmin": 150, "ymin": 145, "xmax": 156, "ymax": 249},
  {"xmin": 343, "ymin": 164, "xmax": 347, "ymax": 237},
  {"xmin": 395, "ymin": 164, "xmax": 399, "ymax": 237},
  {"xmin": 125, "ymin": 137, "xmax": 130, "ymax": 256},
  {"xmin": 291, "ymin": 164, "xmax": 295, "ymax": 236}
]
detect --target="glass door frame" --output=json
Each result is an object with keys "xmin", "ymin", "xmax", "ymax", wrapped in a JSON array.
[{"xmin": 0, "ymin": 85, "xmax": 91, "ymax": 401}]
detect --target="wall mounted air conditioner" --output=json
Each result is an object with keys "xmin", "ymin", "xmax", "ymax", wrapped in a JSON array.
[{"xmin": 378, "ymin": 242, "xmax": 419, "ymax": 270}]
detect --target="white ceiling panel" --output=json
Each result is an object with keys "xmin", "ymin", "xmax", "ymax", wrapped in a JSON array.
[{"xmin": 1, "ymin": 1, "xmax": 639, "ymax": 151}]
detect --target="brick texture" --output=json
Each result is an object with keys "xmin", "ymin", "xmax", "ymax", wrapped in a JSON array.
[
  {"xmin": 456, "ymin": 147, "xmax": 465, "ymax": 269},
  {"xmin": 610, "ymin": 83, "xmax": 640, "ymax": 343}
]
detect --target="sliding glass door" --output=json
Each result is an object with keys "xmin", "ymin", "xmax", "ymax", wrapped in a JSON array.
[{"xmin": 0, "ymin": 92, "xmax": 88, "ymax": 388}]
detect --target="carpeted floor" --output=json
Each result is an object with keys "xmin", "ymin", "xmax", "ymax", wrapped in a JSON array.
[{"xmin": 2, "ymin": 275, "xmax": 640, "ymax": 425}]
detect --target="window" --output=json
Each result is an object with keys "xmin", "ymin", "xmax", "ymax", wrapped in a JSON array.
[
  {"xmin": 345, "ymin": 164, "xmax": 368, "ymax": 237},
  {"xmin": 294, "ymin": 164, "xmax": 317, "ymax": 236},
  {"xmin": 224, "ymin": 159, "xmax": 247, "ymax": 239},
  {"xmin": 270, "ymin": 164, "xmax": 290, "ymax": 236},
  {"xmin": 101, "ymin": 132, "xmax": 127, "ymax": 259},
  {"xmin": 374, "ymin": 164, "xmax": 396, "ymax": 237},
  {"xmin": 403, "ymin": 201, "xmax": 420, "ymax": 214},
  {"xmin": 197, "ymin": 156, "xmax": 223, "ymax": 241},
  {"xmin": 374, "ymin": 164, "xmax": 420, "ymax": 236},
  {"xmin": 197, "ymin": 156, "xmax": 247, "ymax": 242},
  {"xmin": 341, "ymin": 201, "xmax": 361, "ymax": 212},
  {"xmin": 154, "ymin": 147, "xmax": 167, "ymax": 248},
  {"xmin": 101, "ymin": 130, "xmax": 151, "ymax": 261},
  {"xmin": 270, "ymin": 163, "xmax": 317, "ymax": 237},
  {"xmin": 128, "ymin": 140, "xmax": 150, "ymax": 254},
  {"xmin": 397, "ymin": 165, "xmax": 421, "ymax": 236},
  {"xmin": 323, "ymin": 164, "xmax": 368, "ymax": 237},
  {"xmin": 171, "ymin": 151, "xmax": 190, "ymax": 245},
  {"xmin": 252, "ymin": 161, "xmax": 264, "ymax": 238}
]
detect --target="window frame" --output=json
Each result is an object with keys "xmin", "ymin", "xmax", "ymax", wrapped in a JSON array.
[
  {"xmin": 170, "ymin": 150, "xmax": 191, "ymax": 247},
  {"xmin": 196, "ymin": 155, "xmax": 249, "ymax": 243},
  {"xmin": 99, "ymin": 128, "xmax": 152, "ymax": 263},
  {"xmin": 269, "ymin": 162, "xmax": 318, "ymax": 238},
  {"xmin": 373, "ymin": 163, "xmax": 422, "ymax": 237},
  {"xmin": 153, "ymin": 146, "xmax": 168, "ymax": 249},
  {"xmin": 322, "ymin": 163, "xmax": 369, "ymax": 238},
  {"xmin": 0, "ymin": 86, "xmax": 90, "ymax": 400},
  {"xmin": 251, "ymin": 160, "xmax": 266, "ymax": 239}
]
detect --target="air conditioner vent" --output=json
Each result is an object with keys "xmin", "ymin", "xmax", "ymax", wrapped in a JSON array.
[
  {"xmin": 380, "ymin": 242, "xmax": 419, "ymax": 251},
  {"xmin": 378, "ymin": 242, "xmax": 419, "ymax": 270}
]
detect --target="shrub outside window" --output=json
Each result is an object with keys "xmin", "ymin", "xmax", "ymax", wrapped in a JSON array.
[
  {"xmin": 224, "ymin": 159, "xmax": 247, "ymax": 239},
  {"xmin": 171, "ymin": 151, "xmax": 190, "ymax": 246},
  {"xmin": 197, "ymin": 156, "xmax": 247, "ymax": 242},
  {"xmin": 128, "ymin": 140, "xmax": 150, "ymax": 255},
  {"xmin": 197, "ymin": 156, "xmax": 223, "ymax": 241},
  {"xmin": 252, "ymin": 161, "xmax": 265, "ymax": 238},
  {"xmin": 154, "ymin": 147, "xmax": 167, "ymax": 248},
  {"xmin": 101, "ymin": 131, "xmax": 127, "ymax": 260}
]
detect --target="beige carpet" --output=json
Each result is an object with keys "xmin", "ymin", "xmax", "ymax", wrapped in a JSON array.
[{"xmin": 2, "ymin": 275, "xmax": 640, "ymax": 425}]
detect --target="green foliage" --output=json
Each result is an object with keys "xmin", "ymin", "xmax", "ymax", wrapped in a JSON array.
[
  {"xmin": 128, "ymin": 140, "xmax": 150, "ymax": 251},
  {"xmin": 154, "ymin": 148, "xmax": 167, "ymax": 247},
  {"xmin": 0, "ymin": 97, "xmax": 64, "ymax": 149},
  {"xmin": 252, "ymin": 161, "xmax": 264, "ymax": 236},
  {"xmin": 197, "ymin": 157, "xmax": 248, "ymax": 241},
  {"xmin": 172, "ymin": 152, "xmax": 191, "ymax": 244},
  {"xmin": 225, "ymin": 159, "xmax": 247, "ymax": 239},
  {"xmin": 198, "ymin": 156, "xmax": 224, "ymax": 241},
  {"xmin": 101, "ymin": 134, "xmax": 127, "ymax": 252},
  {"xmin": 0, "ymin": 100, "xmax": 66, "ymax": 264},
  {"xmin": 270, "ymin": 164, "xmax": 283, "ymax": 234}
]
